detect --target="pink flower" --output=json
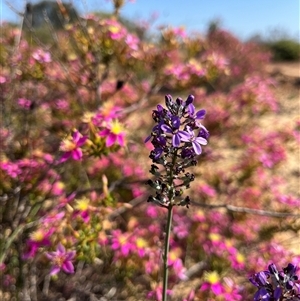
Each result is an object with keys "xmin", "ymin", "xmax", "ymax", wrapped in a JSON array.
[
  {"xmin": 23, "ymin": 228, "xmax": 53, "ymax": 259},
  {"xmin": 101, "ymin": 19, "xmax": 127, "ymax": 40},
  {"xmin": 147, "ymin": 285, "xmax": 172, "ymax": 300},
  {"xmin": 41, "ymin": 211, "xmax": 65, "ymax": 224},
  {"xmin": 18, "ymin": 98, "xmax": 32, "ymax": 110},
  {"xmin": 32, "ymin": 49, "xmax": 51, "ymax": 63},
  {"xmin": 99, "ymin": 120, "xmax": 125, "ymax": 147},
  {"xmin": 125, "ymin": 33, "xmax": 139, "ymax": 51},
  {"xmin": 55, "ymin": 99, "xmax": 69, "ymax": 111},
  {"xmin": 94, "ymin": 103, "xmax": 122, "ymax": 125},
  {"xmin": 200, "ymin": 271, "xmax": 224, "ymax": 295},
  {"xmin": 59, "ymin": 130, "xmax": 87, "ymax": 162},
  {"xmin": 111, "ymin": 230, "xmax": 132, "ymax": 257},
  {"xmin": 134, "ymin": 237, "xmax": 148, "ymax": 258},
  {"xmin": 198, "ymin": 183, "xmax": 217, "ymax": 197},
  {"xmin": 1, "ymin": 161, "xmax": 21, "ymax": 178},
  {"xmin": 0, "ymin": 75, "xmax": 6, "ymax": 83},
  {"xmin": 45, "ymin": 243, "xmax": 76, "ymax": 275}
]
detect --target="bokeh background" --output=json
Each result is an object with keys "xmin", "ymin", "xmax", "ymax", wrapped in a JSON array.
[{"xmin": 0, "ymin": 1, "xmax": 299, "ymax": 301}]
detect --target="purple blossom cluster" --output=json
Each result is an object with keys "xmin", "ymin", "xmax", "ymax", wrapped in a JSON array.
[
  {"xmin": 250, "ymin": 263, "xmax": 300, "ymax": 301},
  {"xmin": 145, "ymin": 94, "xmax": 208, "ymax": 208}
]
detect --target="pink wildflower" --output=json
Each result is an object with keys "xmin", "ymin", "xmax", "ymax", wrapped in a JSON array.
[
  {"xmin": 147, "ymin": 285, "xmax": 172, "ymax": 301},
  {"xmin": 18, "ymin": 98, "xmax": 32, "ymax": 110},
  {"xmin": 0, "ymin": 75, "xmax": 6, "ymax": 83},
  {"xmin": 45, "ymin": 243, "xmax": 76, "ymax": 275},
  {"xmin": 200, "ymin": 271, "xmax": 224, "ymax": 295},
  {"xmin": 111, "ymin": 230, "xmax": 132, "ymax": 257},
  {"xmin": 23, "ymin": 228, "xmax": 53, "ymax": 259},
  {"xmin": 32, "ymin": 49, "xmax": 52, "ymax": 63},
  {"xmin": 55, "ymin": 99, "xmax": 69, "ymax": 111},
  {"xmin": 59, "ymin": 130, "xmax": 87, "ymax": 162},
  {"xmin": 94, "ymin": 103, "xmax": 122, "ymax": 125},
  {"xmin": 99, "ymin": 120, "xmax": 125, "ymax": 147},
  {"xmin": 1, "ymin": 161, "xmax": 21, "ymax": 178},
  {"xmin": 125, "ymin": 33, "xmax": 139, "ymax": 51}
]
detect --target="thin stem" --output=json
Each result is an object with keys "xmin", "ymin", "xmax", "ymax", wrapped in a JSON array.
[{"xmin": 162, "ymin": 203, "xmax": 173, "ymax": 301}]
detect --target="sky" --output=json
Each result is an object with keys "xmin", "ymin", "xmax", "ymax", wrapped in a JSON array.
[{"xmin": 1, "ymin": 0, "xmax": 299, "ymax": 40}]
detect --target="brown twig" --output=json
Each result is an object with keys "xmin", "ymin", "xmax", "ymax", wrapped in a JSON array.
[{"xmin": 191, "ymin": 201, "xmax": 300, "ymax": 218}]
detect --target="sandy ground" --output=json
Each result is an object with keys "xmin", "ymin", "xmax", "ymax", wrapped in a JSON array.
[
  {"xmin": 266, "ymin": 62, "xmax": 300, "ymax": 197},
  {"xmin": 266, "ymin": 61, "xmax": 300, "ymax": 78}
]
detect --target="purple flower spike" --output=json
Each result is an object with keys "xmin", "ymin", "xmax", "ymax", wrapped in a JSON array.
[
  {"xmin": 146, "ymin": 94, "xmax": 208, "ymax": 208},
  {"xmin": 250, "ymin": 262, "xmax": 300, "ymax": 301}
]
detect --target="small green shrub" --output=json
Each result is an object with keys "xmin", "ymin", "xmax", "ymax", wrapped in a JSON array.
[{"xmin": 268, "ymin": 39, "xmax": 300, "ymax": 61}]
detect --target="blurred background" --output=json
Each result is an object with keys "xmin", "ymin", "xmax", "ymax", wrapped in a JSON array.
[{"xmin": 2, "ymin": 0, "xmax": 299, "ymax": 41}]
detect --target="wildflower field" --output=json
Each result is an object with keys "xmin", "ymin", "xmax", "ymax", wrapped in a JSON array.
[{"xmin": 0, "ymin": 1, "xmax": 299, "ymax": 300}]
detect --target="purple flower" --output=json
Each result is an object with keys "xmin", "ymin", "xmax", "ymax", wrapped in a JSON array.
[
  {"xmin": 274, "ymin": 287, "xmax": 282, "ymax": 300},
  {"xmin": 250, "ymin": 262, "xmax": 300, "ymax": 301},
  {"xmin": 161, "ymin": 116, "xmax": 189, "ymax": 147},
  {"xmin": 45, "ymin": 243, "xmax": 76, "ymax": 275},
  {"xmin": 180, "ymin": 126, "xmax": 207, "ymax": 155},
  {"xmin": 249, "ymin": 271, "xmax": 270, "ymax": 288},
  {"xmin": 186, "ymin": 102, "xmax": 206, "ymax": 121},
  {"xmin": 254, "ymin": 288, "xmax": 271, "ymax": 301}
]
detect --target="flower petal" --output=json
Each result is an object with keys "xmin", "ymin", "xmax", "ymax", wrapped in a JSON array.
[
  {"xmin": 72, "ymin": 148, "xmax": 83, "ymax": 160},
  {"xmin": 62, "ymin": 261, "xmax": 75, "ymax": 274},
  {"xmin": 195, "ymin": 137, "xmax": 207, "ymax": 145},
  {"xmin": 161, "ymin": 124, "xmax": 172, "ymax": 133},
  {"xmin": 196, "ymin": 109, "xmax": 206, "ymax": 119},
  {"xmin": 77, "ymin": 136, "xmax": 87, "ymax": 147},
  {"xmin": 171, "ymin": 116, "xmax": 181, "ymax": 129},
  {"xmin": 57, "ymin": 243, "xmax": 65, "ymax": 253},
  {"xmin": 50, "ymin": 266, "xmax": 61, "ymax": 276},
  {"xmin": 117, "ymin": 134, "xmax": 125, "ymax": 146},
  {"xmin": 178, "ymin": 130, "xmax": 190, "ymax": 142},
  {"xmin": 173, "ymin": 134, "xmax": 181, "ymax": 147},
  {"xmin": 72, "ymin": 130, "xmax": 81, "ymax": 143},
  {"xmin": 192, "ymin": 142, "xmax": 202, "ymax": 155},
  {"xmin": 59, "ymin": 152, "xmax": 71, "ymax": 163},
  {"xmin": 106, "ymin": 134, "xmax": 116, "ymax": 147}
]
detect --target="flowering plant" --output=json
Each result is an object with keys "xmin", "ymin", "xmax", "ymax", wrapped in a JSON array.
[
  {"xmin": 250, "ymin": 263, "xmax": 300, "ymax": 301},
  {"xmin": 146, "ymin": 94, "xmax": 208, "ymax": 300}
]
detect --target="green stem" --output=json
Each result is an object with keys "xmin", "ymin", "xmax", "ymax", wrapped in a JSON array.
[{"xmin": 162, "ymin": 203, "xmax": 173, "ymax": 301}]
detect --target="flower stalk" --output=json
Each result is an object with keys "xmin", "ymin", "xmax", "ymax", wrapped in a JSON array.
[
  {"xmin": 162, "ymin": 203, "xmax": 173, "ymax": 301},
  {"xmin": 145, "ymin": 94, "xmax": 209, "ymax": 300}
]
